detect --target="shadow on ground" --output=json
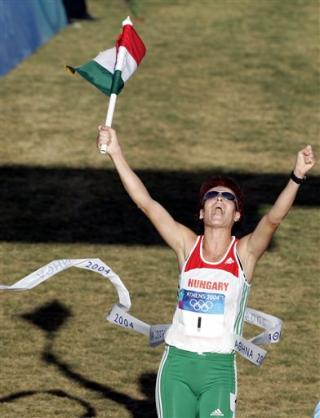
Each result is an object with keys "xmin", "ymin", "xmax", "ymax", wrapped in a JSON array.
[
  {"xmin": 0, "ymin": 300, "xmax": 157, "ymax": 418},
  {"xmin": 0, "ymin": 165, "xmax": 319, "ymax": 244},
  {"xmin": 0, "ymin": 389, "xmax": 96, "ymax": 418}
]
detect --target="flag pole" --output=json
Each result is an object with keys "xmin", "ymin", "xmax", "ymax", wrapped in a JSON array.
[
  {"xmin": 105, "ymin": 94, "xmax": 117, "ymax": 126},
  {"xmin": 98, "ymin": 94, "xmax": 118, "ymax": 154},
  {"xmin": 99, "ymin": 16, "xmax": 132, "ymax": 154}
]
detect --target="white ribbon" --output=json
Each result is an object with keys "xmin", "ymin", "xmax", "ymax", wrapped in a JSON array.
[
  {"xmin": 0, "ymin": 258, "xmax": 282, "ymax": 366},
  {"xmin": 107, "ymin": 304, "xmax": 282, "ymax": 366},
  {"xmin": 232, "ymin": 308, "xmax": 282, "ymax": 366},
  {"xmin": 0, "ymin": 258, "xmax": 131, "ymax": 310}
]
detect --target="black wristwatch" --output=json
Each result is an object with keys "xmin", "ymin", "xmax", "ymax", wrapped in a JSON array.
[{"xmin": 290, "ymin": 171, "xmax": 306, "ymax": 184}]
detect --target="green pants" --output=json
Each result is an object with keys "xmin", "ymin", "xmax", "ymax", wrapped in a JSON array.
[{"xmin": 156, "ymin": 345, "xmax": 237, "ymax": 418}]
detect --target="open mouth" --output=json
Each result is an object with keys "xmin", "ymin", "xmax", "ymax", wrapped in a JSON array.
[{"xmin": 214, "ymin": 205, "xmax": 224, "ymax": 214}]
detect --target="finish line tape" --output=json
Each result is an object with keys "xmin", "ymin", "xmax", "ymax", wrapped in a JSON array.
[{"xmin": 0, "ymin": 258, "xmax": 282, "ymax": 366}]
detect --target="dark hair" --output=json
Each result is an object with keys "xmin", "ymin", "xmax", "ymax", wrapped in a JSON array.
[{"xmin": 198, "ymin": 175, "xmax": 244, "ymax": 220}]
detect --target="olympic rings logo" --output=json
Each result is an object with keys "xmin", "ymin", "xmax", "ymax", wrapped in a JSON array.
[{"xmin": 189, "ymin": 299, "xmax": 213, "ymax": 313}]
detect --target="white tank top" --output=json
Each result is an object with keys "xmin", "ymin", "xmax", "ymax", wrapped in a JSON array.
[{"xmin": 165, "ymin": 235, "xmax": 251, "ymax": 353}]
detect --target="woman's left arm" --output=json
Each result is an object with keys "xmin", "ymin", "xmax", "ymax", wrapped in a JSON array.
[{"xmin": 238, "ymin": 145, "xmax": 316, "ymax": 281}]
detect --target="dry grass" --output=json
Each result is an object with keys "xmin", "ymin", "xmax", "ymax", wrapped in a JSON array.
[{"xmin": 0, "ymin": 0, "xmax": 319, "ymax": 417}]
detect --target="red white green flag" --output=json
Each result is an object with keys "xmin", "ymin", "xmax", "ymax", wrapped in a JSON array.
[{"xmin": 66, "ymin": 16, "xmax": 146, "ymax": 96}]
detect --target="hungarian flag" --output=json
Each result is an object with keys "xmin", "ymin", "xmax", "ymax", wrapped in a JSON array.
[{"xmin": 66, "ymin": 16, "xmax": 146, "ymax": 96}]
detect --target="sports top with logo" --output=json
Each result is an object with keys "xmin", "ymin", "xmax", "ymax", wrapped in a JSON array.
[{"xmin": 165, "ymin": 235, "xmax": 251, "ymax": 353}]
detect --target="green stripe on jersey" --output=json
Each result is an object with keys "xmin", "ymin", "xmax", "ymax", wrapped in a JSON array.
[{"xmin": 234, "ymin": 284, "xmax": 250, "ymax": 336}]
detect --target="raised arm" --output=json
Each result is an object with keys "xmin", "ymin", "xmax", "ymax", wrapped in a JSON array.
[
  {"xmin": 97, "ymin": 126, "xmax": 196, "ymax": 266},
  {"xmin": 238, "ymin": 145, "xmax": 316, "ymax": 282}
]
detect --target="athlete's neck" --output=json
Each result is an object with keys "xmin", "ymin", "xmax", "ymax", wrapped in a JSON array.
[{"xmin": 202, "ymin": 229, "xmax": 233, "ymax": 262}]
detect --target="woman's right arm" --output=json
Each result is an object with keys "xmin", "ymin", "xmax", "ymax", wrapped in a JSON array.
[{"xmin": 97, "ymin": 126, "xmax": 196, "ymax": 264}]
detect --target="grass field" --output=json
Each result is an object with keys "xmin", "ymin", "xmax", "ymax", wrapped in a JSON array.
[{"xmin": 0, "ymin": 0, "xmax": 319, "ymax": 417}]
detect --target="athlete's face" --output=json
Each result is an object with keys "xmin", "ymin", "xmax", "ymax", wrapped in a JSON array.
[{"xmin": 199, "ymin": 186, "xmax": 240, "ymax": 228}]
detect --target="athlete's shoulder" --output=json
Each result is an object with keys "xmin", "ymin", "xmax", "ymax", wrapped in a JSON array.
[
  {"xmin": 175, "ymin": 227, "xmax": 198, "ymax": 269},
  {"xmin": 183, "ymin": 231, "xmax": 199, "ymax": 258}
]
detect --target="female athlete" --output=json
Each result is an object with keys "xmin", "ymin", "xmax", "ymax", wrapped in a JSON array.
[{"xmin": 97, "ymin": 126, "xmax": 315, "ymax": 418}]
